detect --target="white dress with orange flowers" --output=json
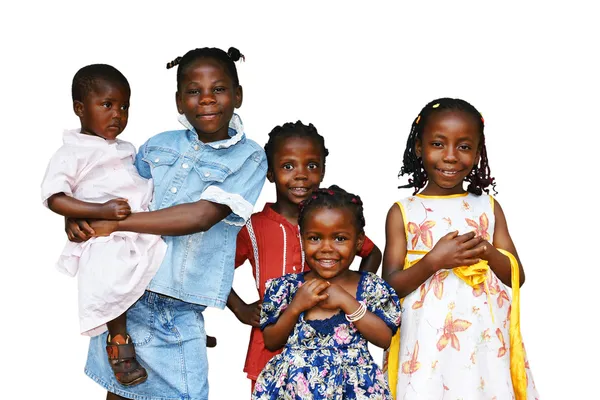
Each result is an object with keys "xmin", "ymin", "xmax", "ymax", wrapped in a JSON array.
[{"xmin": 389, "ymin": 193, "xmax": 539, "ymax": 400}]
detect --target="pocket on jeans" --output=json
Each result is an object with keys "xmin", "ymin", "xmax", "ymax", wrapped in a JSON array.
[{"xmin": 126, "ymin": 293, "xmax": 155, "ymax": 346}]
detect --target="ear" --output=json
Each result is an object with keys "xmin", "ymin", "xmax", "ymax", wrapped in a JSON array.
[
  {"xmin": 415, "ymin": 137, "xmax": 423, "ymax": 158},
  {"xmin": 175, "ymin": 91, "xmax": 183, "ymax": 114},
  {"xmin": 73, "ymin": 101, "xmax": 84, "ymax": 117},
  {"xmin": 235, "ymin": 85, "xmax": 243, "ymax": 108},
  {"xmin": 266, "ymin": 169, "xmax": 274, "ymax": 183},
  {"xmin": 355, "ymin": 232, "xmax": 365, "ymax": 253}
]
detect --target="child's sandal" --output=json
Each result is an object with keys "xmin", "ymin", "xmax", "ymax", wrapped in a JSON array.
[{"xmin": 106, "ymin": 334, "xmax": 148, "ymax": 386}]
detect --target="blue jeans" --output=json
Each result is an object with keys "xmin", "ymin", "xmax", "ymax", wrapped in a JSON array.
[{"xmin": 85, "ymin": 291, "xmax": 209, "ymax": 400}]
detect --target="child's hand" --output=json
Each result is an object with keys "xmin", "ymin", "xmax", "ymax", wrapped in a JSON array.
[
  {"xmin": 319, "ymin": 284, "xmax": 353, "ymax": 310},
  {"xmin": 289, "ymin": 278, "xmax": 330, "ymax": 314},
  {"xmin": 234, "ymin": 300, "xmax": 262, "ymax": 328},
  {"xmin": 427, "ymin": 231, "xmax": 486, "ymax": 271},
  {"xmin": 101, "ymin": 198, "xmax": 131, "ymax": 220},
  {"xmin": 89, "ymin": 219, "xmax": 119, "ymax": 237},
  {"xmin": 65, "ymin": 217, "xmax": 94, "ymax": 242}
]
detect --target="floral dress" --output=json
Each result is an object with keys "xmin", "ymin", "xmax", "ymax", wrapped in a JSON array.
[
  {"xmin": 252, "ymin": 272, "xmax": 402, "ymax": 400},
  {"xmin": 387, "ymin": 193, "xmax": 539, "ymax": 400}
]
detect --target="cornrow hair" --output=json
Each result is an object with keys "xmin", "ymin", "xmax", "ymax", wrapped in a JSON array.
[
  {"xmin": 166, "ymin": 47, "xmax": 244, "ymax": 89},
  {"xmin": 72, "ymin": 64, "xmax": 130, "ymax": 102},
  {"xmin": 298, "ymin": 185, "xmax": 366, "ymax": 234},
  {"xmin": 264, "ymin": 121, "xmax": 329, "ymax": 170},
  {"xmin": 399, "ymin": 97, "xmax": 496, "ymax": 196}
]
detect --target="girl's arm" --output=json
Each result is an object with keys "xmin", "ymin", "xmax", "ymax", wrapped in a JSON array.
[
  {"xmin": 48, "ymin": 193, "xmax": 130, "ymax": 220},
  {"xmin": 382, "ymin": 204, "xmax": 437, "ymax": 298},
  {"xmin": 358, "ymin": 243, "xmax": 382, "ymax": 274},
  {"xmin": 89, "ymin": 199, "xmax": 232, "ymax": 236},
  {"xmin": 479, "ymin": 199, "xmax": 525, "ymax": 287},
  {"xmin": 226, "ymin": 289, "xmax": 261, "ymax": 327},
  {"xmin": 262, "ymin": 279, "xmax": 329, "ymax": 351}
]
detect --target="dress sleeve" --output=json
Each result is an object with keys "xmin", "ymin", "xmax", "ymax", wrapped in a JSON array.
[
  {"xmin": 199, "ymin": 148, "xmax": 267, "ymax": 226},
  {"xmin": 235, "ymin": 223, "xmax": 251, "ymax": 268},
  {"xmin": 260, "ymin": 275, "xmax": 299, "ymax": 330},
  {"xmin": 357, "ymin": 234, "xmax": 375, "ymax": 257},
  {"xmin": 40, "ymin": 146, "xmax": 78, "ymax": 207},
  {"xmin": 363, "ymin": 273, "xmax": 402, "ymax": 334}
]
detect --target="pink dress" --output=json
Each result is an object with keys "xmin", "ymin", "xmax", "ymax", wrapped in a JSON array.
[{"xmin": 41, "ymin": 129, "xmax": 167, "ymax": 336}]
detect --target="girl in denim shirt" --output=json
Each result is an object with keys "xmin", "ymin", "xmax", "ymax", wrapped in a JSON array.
[{"xmin": 68, "ymin": 47, "xmax": 267, "ymax": 400}]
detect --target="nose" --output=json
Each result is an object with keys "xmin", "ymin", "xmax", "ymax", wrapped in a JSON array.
[
  {"xmin": 199, "ymin": 91, "xmax": 216, "ymax": 105},
  {"xmin": 294, "ymin": 165, "xmax": 308, "ymax": 180},
  {"xmin": 442, "ymin": 147, "xmax": 458, "ymax": 163},
  {"xmin": 319, "ymin": 238, "xmax": 334, "ymax": 253}
]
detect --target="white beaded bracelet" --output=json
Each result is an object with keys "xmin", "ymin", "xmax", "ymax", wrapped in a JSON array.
[{"xmin": 345, "ymin": 301, "xmax": 367, "ymax": 323}]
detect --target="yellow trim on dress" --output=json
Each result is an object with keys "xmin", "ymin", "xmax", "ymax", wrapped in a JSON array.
[{"xmin": 415, "ymin": 192, "xmax": 469, "ymax": 199}]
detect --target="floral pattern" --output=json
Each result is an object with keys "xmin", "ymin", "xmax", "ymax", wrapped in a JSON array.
[{"xmin": 252, "ymin": 272, "xmax": 402, "ymax": 400}]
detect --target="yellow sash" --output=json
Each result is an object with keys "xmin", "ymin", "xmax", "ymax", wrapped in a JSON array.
[{"xmin": 386, "ymin": 250, "xmax": 527, "ymax": 399}]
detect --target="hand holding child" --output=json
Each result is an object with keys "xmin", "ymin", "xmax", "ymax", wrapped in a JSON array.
[{"xmin": 234, "ymin": 300, "xmax": 262, "ymax": 328}]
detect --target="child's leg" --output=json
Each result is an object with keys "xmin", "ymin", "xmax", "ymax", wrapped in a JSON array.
[{"xmin": 106, "ymin": 312, "xmax": 148, "ymax": 386}]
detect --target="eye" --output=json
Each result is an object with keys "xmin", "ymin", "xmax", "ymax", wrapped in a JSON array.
[
  {"xmin": 307, "ymin": 235, "xmax": 320, "ymax": 242},
  {"xmin": 458, "ymin": 144, "xmax": 472, "ymax": 150},
  {"xmin": 307, "ymin": 162, "xmax": 319, "ymax": 170},
  {"xmin": 102, "ymin": 102, "xmax": 112, "ymax": 109},
  {"xmin": 282, "ymin": 163, "xmax": 293, "ymax": 170},
  {"xmin": 213, "ymin": 87, "xmax": 226, "ymax": 93},
  {"xmin": 121, "ymin": 104, "xmax": 129, "ymax": 111},
  {"xmin": 335, "ymin": 236, "xmax": 348, "ymax": 242},
  {"xmin": 187, "ymin": 89, "xmax": 200, "ymax": 95},
  {"xmin": 431, "ymin": 141, "xmax": 443, "ymax": 148}
]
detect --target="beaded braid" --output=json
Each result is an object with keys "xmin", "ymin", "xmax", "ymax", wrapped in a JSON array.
[
  {"xmin": 399, "ymin": 97, "xmax": 496, "ymax": 196},
  {"xmin": 264, "ymin": 121, "xmax": 329, "ymax": 170},
  {"xmin": 72, "ymin": 64, "xmax": 130, "ymax": 102},
  {"xmin": 298, "ymin": 185, "xmax": 366, "ymax": 234},
  {"xmin": 166, "ymin": 47, "xmax": 244, "ymax": 89}
]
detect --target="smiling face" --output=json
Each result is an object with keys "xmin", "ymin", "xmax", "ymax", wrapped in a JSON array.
[
  {"xmin": 268, "ymin": 136, "xmax": 325, "ymax": 207},
  {"xmin": 416, "ymin": 110, "xmax": 481, "ymax": 195},
  {"xmin": 302, "ymin": 206, "xmax": 364, "ymax": 281},
  {"xmin": 74, "ymin": 79, "xmax": 130, "ymax": 140},
  {"xmin": 176, "ymin": 58, "xmax": 243, "ymax": 143}
]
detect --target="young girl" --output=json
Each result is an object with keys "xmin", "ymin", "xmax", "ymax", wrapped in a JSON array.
[
  {"xmin": 383, "ymin": 98, "xmax": 538, "ymax": 399},
  {"xmin": 41, "ymin": 64, "xmax": 166, "ymax": 386},
  {"xmin": 228, "ymin": 122, "xmax": 383, "ymax": 394},
  {"xmin": 66, "ymin": 47, "xmax": 267, "ymax": 400},
  {"xmin": 252, "ymin": 186, "xmax": 401, "ymax": 399}
]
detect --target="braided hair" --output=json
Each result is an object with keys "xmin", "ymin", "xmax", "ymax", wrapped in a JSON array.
[
  {"xmin": 72, "ymin": 64, "xmax": 130, "ymax": 102},
  {"xmin": 166, "ymin": 47, "xmax": 244, "ymax": 90},
  {"xmin": 264, "ymin": 121, "xmax": 329, "ymax": 170},
  {"xmin": 298, "ymin": 185, "xmax": 366, "ymax": 234},
  {"xmin": 399, "ymin": 97, "xmax": 496, "ymax": 195}
]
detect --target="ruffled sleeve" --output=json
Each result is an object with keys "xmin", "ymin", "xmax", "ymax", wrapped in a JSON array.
[
  {"xmin": 361, "ymin": 272, "xmax": 402, "ymax": 334},
  {"xmin": 260, "ymin": 274, "xmax": 302, "ymax": 330}
]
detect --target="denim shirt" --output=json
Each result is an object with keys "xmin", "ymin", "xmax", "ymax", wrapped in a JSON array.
[{"xmin": 134, "ymin": 114, "xmax": 267, "ymax": 308}]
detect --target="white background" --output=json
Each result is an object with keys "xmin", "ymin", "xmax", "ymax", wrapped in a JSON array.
[{"xmin": 1, "ymin": 1, "xmax": 597, "ymax": 398}]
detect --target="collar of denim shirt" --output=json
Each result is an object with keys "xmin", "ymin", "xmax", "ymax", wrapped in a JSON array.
[{"xmin": 177, "ymin": 113, "xmax": 245, "ymax": 150}]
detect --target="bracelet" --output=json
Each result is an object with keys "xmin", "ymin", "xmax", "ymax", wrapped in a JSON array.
[{"xmin": 345, "ymin": 301, "xmax": 367, "ymax": 323}]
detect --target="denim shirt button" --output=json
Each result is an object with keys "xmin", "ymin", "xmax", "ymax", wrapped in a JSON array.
[
  {"xmin": 204, "ymin": 172, "xmax": 210, "ymax": 177},
  {"xmin": 194, "ymin": 145, "xmax": 199, "ymax": 151},
  {"xmin": 182, "ymin": 163, "xmax": 189, "ymax": 169},
  {"xmin": 170, "ymin": 187, "xmax": 178, "ymax": 193},
  {"xmin": 154, "ymin": 158, "xmax": 160, "ymax": 162}
]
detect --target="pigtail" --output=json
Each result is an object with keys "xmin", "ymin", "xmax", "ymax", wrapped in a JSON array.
[
  {"xmin": 227, "ymin": 47, "xmax": 245, "ymax": 62},
  {"xmin": 166, "ymin": 56, "xmax": 182, "ymax": 70},
  {"xmin": 298, "ymin": 185, "xmax": 366, "ymax": 233}
]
